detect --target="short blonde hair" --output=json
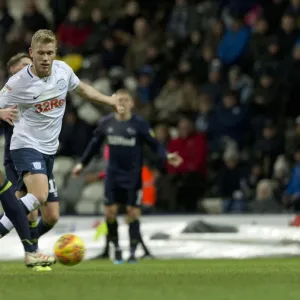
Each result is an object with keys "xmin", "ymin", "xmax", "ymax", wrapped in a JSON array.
[
  {"xmin": 31, "ymin": 29, "xmax": 57, "ymax": 47},
  {"xmin": 115, "ymin": 89, "xmax": 133, "ymax": 100}
]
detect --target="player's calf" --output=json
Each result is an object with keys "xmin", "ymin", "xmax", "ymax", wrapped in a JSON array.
[
  {"xmin": 127, "ymin": 206, "xmax": 142, "ymax": 262},
  {"xmin": 38, "ymin": 201, "xmax": 59, "ymax": 238},
  {"xmin": 105, "ymin": 205, "xmax": 123, "ymax": 264}
]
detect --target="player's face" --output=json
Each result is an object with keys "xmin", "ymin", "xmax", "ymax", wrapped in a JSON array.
[
  {"xmin": 30, "ymin": 42, "xmax": 56, "ymax": 77},
  {"xmin": 9, "ymin": 57, "xmax": 32, "ymax": 76},
  {"xmin": 116, "ymin": 94, "xmax": 133, "ymax": 115}
]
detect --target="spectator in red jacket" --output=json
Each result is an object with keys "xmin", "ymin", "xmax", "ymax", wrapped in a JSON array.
[
  {"xmin": 167, "ymin": 115, "xmax": 208, "ymax": 212},
  {"xmin": 57, "ymin": 6, "xmax": 91, "ymax": 55}
]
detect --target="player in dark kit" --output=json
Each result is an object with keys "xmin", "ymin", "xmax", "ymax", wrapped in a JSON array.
[{"xmin": 72, "ymin": 89, "xmax": 182, "ymax": 263}]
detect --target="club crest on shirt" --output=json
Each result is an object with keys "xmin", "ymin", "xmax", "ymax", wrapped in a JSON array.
[
  {"xmin": 57, "ymin": 78, "xmax": 67, "ymax": 90},
  {"xmin": 126, "ymin": 127, "xmax": 136, "ymax": 135}
]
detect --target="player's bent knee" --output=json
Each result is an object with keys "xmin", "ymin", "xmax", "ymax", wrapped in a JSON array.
[
  {"xmin": 105, "ymin": 206, "xmax": 117, "ymax": 220},
  {"xmin": 23, "ymin": 173, "xmax": 49, "ymax": 204},
  {"xmin": 43, "ymin": 214, "xmax": 59, "ymax": 226},
  {"xmin": 127, "ymin": 206, "xmax": 141, "ymax": 220}
]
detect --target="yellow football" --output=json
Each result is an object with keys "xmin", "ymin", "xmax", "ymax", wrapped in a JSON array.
[{"xmin": 54, "ymin": 234, "xmax": 85, "ymax": 266}]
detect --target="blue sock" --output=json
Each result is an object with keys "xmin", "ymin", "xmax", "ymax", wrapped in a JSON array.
[
  {"xmin": 29, "ymin": 221, "xmax": 39, "ymax": 251},
  {"xmin": 37, "ymin": 219, "xmax": 54, "ymax": 237},
  {"xmin": 0, "ymin": 222, "xmax": 9, "ymax": 237},
  {"xmin": 106, "ymin": 218, "xmax": 120, "ymax": 249},
  {"xmin": 0, "ymin": 179, "xmax": 35, "ymax": 252},
  {"xmin": 129, "ymin": 219, "xmax": 141, "ymax": 257}
]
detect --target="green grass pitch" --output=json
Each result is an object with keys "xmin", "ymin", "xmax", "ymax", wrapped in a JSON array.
[{"xmin": 1, "ymin": 258, "xmax": 300, "ymax": 300}]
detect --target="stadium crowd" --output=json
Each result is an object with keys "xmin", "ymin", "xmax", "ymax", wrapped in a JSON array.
[{"xmin": 0, "ymin": 0, "xmax": 300, "ymax": 215}]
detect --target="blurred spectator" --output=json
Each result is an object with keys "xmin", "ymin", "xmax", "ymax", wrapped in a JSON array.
[
  {"xmin": 167, "ymin": 116, "xmax": 207, "ymax": 212},
  {"xmin": 192, "ymin": 44, "xmax": 215, "ymax": 84},
  {"xmin": 200, "ymin": 58, "xmax": 225, "ymax": 103},
  {"xmin": 22, "ymin": 0, "xmax": 49, "ymax": 33},
  {"xmin": 167, "ymin": 0, "xmax": 197, "ymax": 40},
  {"xmin": 286, "ymin": 0, "xmax": 300, "ymax": 27},
  {"xmin": 283, "ymin": 147, "xmax": 300, "ymax": 211},
  {"xmin": 0, "ymin": 0, "xmax": 14, "ymax": 44},
  {"xmin": 283, "ymin": 43, "xmax": 300, "ymax": 117},
  {"xmin": 177, "ymin": 78, "xmax": 198, "ymax": 113},
  {"xmin": 154, "ymin": 75, "xmax": 182, "ymax": 122},
  {"xmin": 154, "ymin": 123, "xmax": 170, "ymax": 147},
  {"xmin": 254, "ymin": 120, "xmax": 285, "ymax": 178},
  {"xmin": 250, "ymin": 179, "xmax": 282, "ymax": 213},
  {"xmin": 142, "ymin": 45, "xmax": 167, "ymax": 85},
  {"xmin": 113, "ymin": 0, "xmax": 142, "ymax": 45},
  {"xmin": 254, "ymin": 35, "xmax": 283, "ymax": 76},
  {"xmin": 249, "ymin": 18, "xmax": 269, "ymax": 63},
  {"xmin": 242, "ymin": 161, "xmax": 263, "ymax": 201},
  {"xmin": 100, "ymin": 36, "xmax": 126, "ymax": 70},
  {"xmin": 195, "ymin": 93, "xmax": 214, "ymax": 138},
  {"xmin": 84, "ymin": 8, "xmax": 110, "ymax": 54},
  {"xmin": 227, "ymin": 65, "xmax": 253, "ymax": 104},
  {"xmin": 286, "ymin": 116, "xmax": 300, "ymax": 156},
  {"xmin": 263, "ymin": 0, "xmax": 288, "ymax": 33},
  {"xmin": 218, "ymin": 14, "xmax": 251, "ymax": 66},
  {"xmin": 49, "ymin": 0, "xmax": 73, "ymax": 32},
  {"xmin": 277, "ymin": 13, "xmax": 298, "ymax": 55},
  {"xmin": 58, "ymin": 108, "xmax": 94, "ymax": 158},
  {"xmin": 218, "ymin": 148, "xmax": 247, "ymax": 213},
  {"xmin": 135, "ymin": 67, "xmax": 158, "ymax": 121},
  {"xmin": 211, "ymin": 90, "xmax": 249, "ymax": 151},
  {"xmin": 124, "ymin": 17, "xmax": 156, "ymax": 74},
  {"xmin": 181, "ymin": 30, "xmax": 204, "ymax": 62},
  {"xmin": 251, "ymin": 70, "xmax": 283, "ymax": 134},
  {"xmin": 272, "ymin": 155, "xmax": 289, "ymax": 201},
  {"xmin": 57, "ymin": 6, "xmax": 91, "ymax": 55},
  {"xmin": 205, "ymin": 19, "xmax": 224, "ymax": 54}
]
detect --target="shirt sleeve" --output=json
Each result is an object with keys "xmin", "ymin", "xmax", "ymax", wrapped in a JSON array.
[
  {"xmin": 80, "ymin": 120, "xmax": 106, "ymax": 166},
  {"xmin": 63, "ymin": 62, "xmax": 80, "ymax": 92},
  {"xmin": 0, "ymin": 76, "xmax": 23, "ymax": 108},
  {"xmin": 139, "ymin": 118, "xmax": 167, "ymax": 161}
]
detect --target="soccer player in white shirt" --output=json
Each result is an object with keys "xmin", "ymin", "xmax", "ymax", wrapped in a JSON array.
[
  {"xmin": 0, "ymin": 53, "xmax": 63, "ymax": 265},
  {"xmin": 0, "ymin": 29, "xmax": 116, "ymax": 267}
]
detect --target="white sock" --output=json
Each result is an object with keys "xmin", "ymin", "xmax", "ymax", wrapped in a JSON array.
[
  {"xmin": 20, "ymin": 193, "xmax": 40, "ymax": 212},
  {"xmin": 0, "ymin": 214, "xmax": 14, "ymax": 231}
]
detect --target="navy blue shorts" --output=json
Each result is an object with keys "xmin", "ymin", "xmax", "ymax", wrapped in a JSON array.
[
  {"xmin": 10, "ymin": 148, "xmax": 59, "ymax": 202},
  {"xmin": 104, "ymin": 186, "xmax": 142, "ymax": 207}
]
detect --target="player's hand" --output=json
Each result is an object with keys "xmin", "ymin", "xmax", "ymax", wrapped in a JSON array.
[
  {"xmin": 72, "ymin": 163, "xmax": 83, "ymax": 178},
  {"xmin": 167, "ymin": 152, "xmax": 183, "ymax": 167},
  {"xmin": 0, "ymin": 105, "xmax": 18, "ymax": 126}
]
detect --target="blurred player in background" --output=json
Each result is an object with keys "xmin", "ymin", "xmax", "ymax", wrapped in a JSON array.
[
  {"xmin": 72, "ymin": 89, "xmax": 182, "ymax": 263},
  {"xmin": 0, "ymin": 29, "xmax": 116, "ymax": 268},
  {"xmin": 0, "ymin": 53, "xmax": 61, "ymax": 260}
]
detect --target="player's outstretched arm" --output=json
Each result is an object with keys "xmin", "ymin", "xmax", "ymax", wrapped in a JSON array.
[
  {"xmin": 72, "ymin": 123, "xmax": 106, "ymax": 177},
  {"xmin": 74, "ymin": 81, "xmax": 116, "ymax": 107}
]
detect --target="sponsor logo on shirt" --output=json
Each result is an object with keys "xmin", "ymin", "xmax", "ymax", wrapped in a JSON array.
[
  {"xmin": 34, "ymin": 98, "xmax": 65, "ymax": 113},
  {"xmin": 107, "ymin": 135, "xmax": 136, "ymax": 146}
]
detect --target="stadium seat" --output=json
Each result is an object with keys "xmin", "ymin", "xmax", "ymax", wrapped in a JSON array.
[
  {"xmin": 53, "ymin": 156, "xmax": 74, "ymax": 177},
  {"xmin": 76, "ymin": 182, "xmax": 105, "ymax": 214}
]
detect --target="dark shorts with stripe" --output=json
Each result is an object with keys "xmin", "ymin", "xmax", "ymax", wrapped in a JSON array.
[{"xmin": 10, "ymin": 148, "xmax": 59, "ymax": 202}]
